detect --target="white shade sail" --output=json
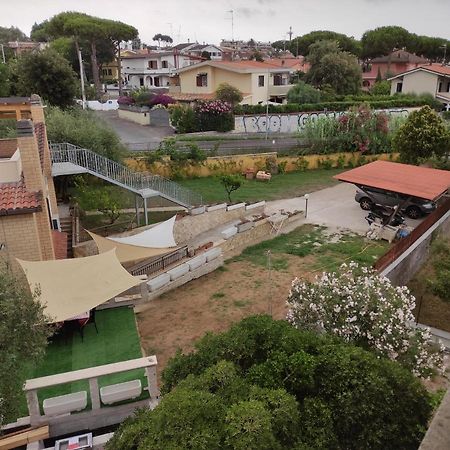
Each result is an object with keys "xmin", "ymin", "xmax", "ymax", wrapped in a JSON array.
[
  {"xmin": 17, "ymin": 250, "xmax": 142, "ymax": 323},
  {"xmin": 107, "ymin": 215, "xmax": 177, "ymax": 248}
]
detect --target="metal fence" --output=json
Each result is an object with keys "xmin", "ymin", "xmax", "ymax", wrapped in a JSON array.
[
  {"xmin": 373, "ymin": 197, "xmax": 450, "ymax": 273},
  {"xmin": 129, "ymin": 246, "xmax": 189, "ymax": 276}
]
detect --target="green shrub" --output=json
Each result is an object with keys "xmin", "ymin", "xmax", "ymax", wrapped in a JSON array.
[
  {"xmin": 294, "ymin": 156, "xmax": 309, "ymax": 171},
  {"xmin": 428, "ymin": 238, "xmax": 450, "ymax": 301}
]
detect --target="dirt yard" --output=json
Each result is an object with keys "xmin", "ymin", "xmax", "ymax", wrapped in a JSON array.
[{"xmin": 137, "ymin": 225, "xmax": 388, "ymax": 373}]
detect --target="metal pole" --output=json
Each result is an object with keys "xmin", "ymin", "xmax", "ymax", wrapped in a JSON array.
[
  {"xmin": 265, "ymin": 69, "xmax": 269, "ymax": 140},
  {"xmin": 77, "ymin": 47, "xmax": 87, "ymax": 109},
  {"xmin": 304, "ymin": 194, "xmax": 309, "ymax": 218}
]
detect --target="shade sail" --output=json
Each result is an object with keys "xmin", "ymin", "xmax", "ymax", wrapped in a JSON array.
[
  {"xmin": 88, "ymin": 231, "xmax": 173, "ymax": 264},
  {"xmin": 17, "ymin": 250, "xmax": 141, "ymax": 323},
  {"xmin": 107, "ymin": 215, "xmax": 177, "ymax": 248},
  {"xmin": 334, "ymin": 161, "xmax": 450, "ymax": 201}
]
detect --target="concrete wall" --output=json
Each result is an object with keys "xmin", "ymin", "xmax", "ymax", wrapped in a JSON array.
[
  {"xmin": 0, "ymin": 149, "xmax": 22, "ymax": 182},
  {"xmin": 126, "ymin": 151, "xmax": 399, "ymax": 178},
  {"xmin": 118, "ymin": 108, "xmax": 151, "ymax": 125},
  {"xmin": 234, "ymin": 107, "xmax": 417, "ymax": 134},
  {"xmin": 381, "ymin": 211, "xmax": 450, "ymax": 286},
  {"xmin": 391, "ymin": 70, "xmax": 438, "ymax": 97}
]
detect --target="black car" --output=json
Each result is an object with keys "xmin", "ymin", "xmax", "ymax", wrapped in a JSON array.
[{"xmin": 355, "ymin": 187, "xmax": 436, "ymax": 219}]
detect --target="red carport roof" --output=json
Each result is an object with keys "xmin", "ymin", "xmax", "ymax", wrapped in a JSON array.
[{"xmin": 334, "ymin": 161, "xmax": 450, "ymax": 201}]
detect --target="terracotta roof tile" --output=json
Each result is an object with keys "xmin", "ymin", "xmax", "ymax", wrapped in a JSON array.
[
  {"xmin": 371, "ymin": 50, "xmax": 428, "ymax": 64},
  {"xmin": 417, "ymin": 63, "xmax": 450, "ymax": 76},
  {"xmin": 0, "ymin": 181, "xmax": 41, "ymax": 216}
]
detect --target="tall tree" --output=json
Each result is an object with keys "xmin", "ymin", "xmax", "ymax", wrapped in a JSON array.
[
  {"xmin": 0, "ymin": 264, "xmax": 52, "ymax": 426},
  {"xmin": 305, "ymin": 40, "xmax": 361, "ymax": 95},
  {"xmin": 12, "ymin": 48, "xmax": 78, "ymax": 108},
  {"xmin": 153, "ymin": 33, "xmax": 173, "ymax": 48},
  {"xmin": 361, "ymin": 26, "xmax": 411, "ymax": 59}
]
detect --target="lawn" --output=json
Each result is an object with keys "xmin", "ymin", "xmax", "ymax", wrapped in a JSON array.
[
  {"xmin": 137, "ymin": 224, "xmax": 389, "ymax": 373},
  {"xmin": 178, "ymin": 168, "xmax": 344, "ymax": 204},
  {"xmin": 21, "ymin": 307, "xmax": 146, "ymax": 416}
]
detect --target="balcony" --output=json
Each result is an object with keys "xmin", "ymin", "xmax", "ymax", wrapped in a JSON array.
[{"xmin": 268, "ymin": 84, "xmax": 293, "ymax": 97}]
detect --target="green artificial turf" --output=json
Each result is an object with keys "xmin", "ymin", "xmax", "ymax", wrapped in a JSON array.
[
  {"xmin": 178, "ymin": 168, "xmax": 344, "ymax": 204},
  {"xmin": 20, "ymin": 307, "xmax": 146, "ymax": 416}
]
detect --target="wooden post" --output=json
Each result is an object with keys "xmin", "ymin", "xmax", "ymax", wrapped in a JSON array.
[
  {"xmin": 89, "ymin": 377, "xmax": 101, "ymax": 410},
  {"xmin": 145, "ymin": 365, "xmax": 159, "ymax": 399},
  {"xmin": 26, "ymin": 389, "xmax": 41, "ymax": 425}
]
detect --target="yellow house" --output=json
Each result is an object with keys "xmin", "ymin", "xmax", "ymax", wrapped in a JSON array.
[{"xmin": 170, "ymin": 60, "xmax": 294, "ymax": 105}]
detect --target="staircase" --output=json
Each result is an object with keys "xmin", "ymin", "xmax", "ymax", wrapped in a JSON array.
[{"xmin": 50, "ymin": 142, "xmax": 203, "ymax": 208}]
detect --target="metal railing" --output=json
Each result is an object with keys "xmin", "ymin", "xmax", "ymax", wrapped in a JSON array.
[
  {"xmin": 50, "ymin": 142, "xmax": 202, "ymax": 208},
  {"xmin": 129, "ymin": 246, "xmax": 189, "ymax": 276}
]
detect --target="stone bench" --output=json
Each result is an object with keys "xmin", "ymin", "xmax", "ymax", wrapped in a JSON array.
[
  {"xmin": 166, "ymin": 263, "xmax": 189, "ymax": 281},
  {"xmin": 187, "ymin": 254, "xmax": 207, "ymax": 270},
  {"xmin": 43, "ymin": 391, "xmax": 87, "ymax": 417},
  {"xmin": 147, "ymin": 273, "xmax": 170, "ymax": 292},
  {"xmin": 221, "ymin": 226, "xmax": 237, "ymax": 240},
  {"xmin": 100, "ymin": 379, "xmax": 142, "ymax": 405},
  {"xmin": 204, "ymin": 247, "xmax": 222, "ymax": 262}
]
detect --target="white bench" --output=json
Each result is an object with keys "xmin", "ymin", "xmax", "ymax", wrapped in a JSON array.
[
  {"xmin": 166, "ymin": 263, "xmax": 189, "ymax": 281},
  {"xmin": 43, "ymin": 391, "xmax": 87, "ymax": 416},
  {"xmin": 204, "ymin": 247, "xmax": 222, "ymax": 262},
  {"xmin": 100, "ymin": 379, "xmax": 142, "ymax": 405},
  {"xmin": 221, "ymin": 226, "xmax": 237, "ymax": 240},
  {"xmin": 147, "ymin": 273, "xmax": 171, "ymax": 292}
]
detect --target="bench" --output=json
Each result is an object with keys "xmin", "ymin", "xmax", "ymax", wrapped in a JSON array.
[
  {"xmin": 187, "ymin": 254, "xmax": 207, "ymax": 270},
  {"xmin": 100, "ymin": 379, "xmax": 142, "ymax": 405},
  {"xmin": 43, "ymin": 391, "xmax": 87, "ymax": 416},
  {"xmin": 221, "ymin": 226, "xmax": 237, "ymax": 240},
  {"xmin": 204, "ymin": 247, "xmax": 222, "ymax": 262},
  {"xmin": 166, "ymin": 263, "xmax": 189, "ymax": 281},
  {"xmin": 147, "ymin": 273, "xmax": 170, "ymax": 292}
]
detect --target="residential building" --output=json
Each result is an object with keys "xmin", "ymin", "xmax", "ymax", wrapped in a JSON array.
[
  {"xmin": 388, "ymin": 64, "xmax": 450, "ymax": 107},
  {"xmin": 170, "ymin": 60, "xmax": 294, "ymax": 104},
  {"xmin": 173, "ymin": 43, "xmax": 223, "ymax": 61},
  {"xmin": 101, "ymin": 61, "xmax": 119, "ymax": 83},
  {"xmin": 0, "ymin": 96, "xmax": 65, "ymax": 265},
  {"xmin": 362, "ymin": 50, "xmax": 429, "ymax": 90},
  {"xmin": 6, "ymin": 41, "xmax": 47, "ymax": 57}
]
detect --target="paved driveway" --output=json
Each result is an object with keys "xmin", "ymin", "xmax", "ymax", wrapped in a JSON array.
[{"xmin": 265, "ymin": 183, "xmax": 422, "ymax": 234}]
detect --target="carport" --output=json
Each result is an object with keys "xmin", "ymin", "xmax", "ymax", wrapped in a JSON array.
[{"xmin": 334, "ymin": 160, "xmax": 450, "ymax": 213}]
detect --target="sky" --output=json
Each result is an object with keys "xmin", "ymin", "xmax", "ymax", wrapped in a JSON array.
[{"xmin": 0, "ymin": 0, "xmax": 449, "ymax": 46}]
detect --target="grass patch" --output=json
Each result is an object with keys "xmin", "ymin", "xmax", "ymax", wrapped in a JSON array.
[
  {"xmin": 233, "ymin": 300, "xmax": 251, "ymax": 308},
  {"xmin": 211, "ymin": 292, "xmax": 226, "ymax": 300},
  {"xmin": 178, "ymin": 169, "xmax": 344, "ymax": 204},
  {"xmin": 20, "ymin": 307, "xmax": 146, "ymax": 416}
]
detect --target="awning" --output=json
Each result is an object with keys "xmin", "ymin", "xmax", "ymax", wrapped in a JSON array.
[
  {"xmin": 334, "ymin": 161, "xmax": 450, "ymax": 201},
  {"xmin": 17, "ymin": 250, "xmax": 141, "ymax": 323},
  {"xmin": 107, "ymin": 215, "xmax": 177, "ymax": 248},
  {"xmin": 88, "ymin": 231, "xmax": 174, "ymax": 264}
]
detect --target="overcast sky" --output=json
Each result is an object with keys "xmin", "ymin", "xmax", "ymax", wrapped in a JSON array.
[{"xmin": 1, "ymin": 0, "xmax": 449, "ymax": 45}]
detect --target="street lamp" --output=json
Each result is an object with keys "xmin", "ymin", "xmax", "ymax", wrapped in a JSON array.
[{"xmin": 304, "ymin": 193, "xmax": 309, "ymax": 218}]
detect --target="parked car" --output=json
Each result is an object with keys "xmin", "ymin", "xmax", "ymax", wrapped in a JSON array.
[{"xmin": 355, "ymin": 187, "xmax": 436, "ymax": 219}]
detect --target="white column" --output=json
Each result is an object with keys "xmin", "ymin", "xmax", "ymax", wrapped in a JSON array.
[
  {"xmin": 145, "ymin": 365, "xmax": 159, "ymax": 400},
  {"xmin": 143, "ymin": 197, "xmax": 149, "ymax": 225},
  {"xmin": 89, "ymin": 377, "xmax": 101, "ymax": 410},
  {"xmin": 26, "ymin": 389, "xmax": 41, "ymax": 425}
]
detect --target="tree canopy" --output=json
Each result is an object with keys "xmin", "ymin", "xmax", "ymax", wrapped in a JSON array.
[
  {"xmin": 0, "ymin": 265, "xmax": 52, "ymax": 426},
  {"xmin": 215, "ymin": 83, "xmax": 243, "ymax": 105},
  {"xmin": 393, "ymin": 105, "xmax": 450, "ymax": 164},
  {"xmin": 11, "ymin": 48, "xmax": 78, "ymax": 108},
  {"xmin": 153, "ymin": 33, "xmax": 173, "ymax": 48},
  {"xmin": 286, "ymin": 80, "xmax": 321, "ymax": 104},
  {"xmin": 305, "ymin": 40, "xmax": 361, "ymax": 95},
  {"xmin": 107, "ymin": 315, "xmax": 432, "ymax": 450}
]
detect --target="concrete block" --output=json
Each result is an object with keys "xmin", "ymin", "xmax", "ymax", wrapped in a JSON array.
[
  {"xmin": 246, "ymin": 201, "xmax": 266, "ymax": 210},
  {"xmin": 204, "ymin": 247, "xmax": 222, "ymax": 262},
  {"xmin": 187, "ymin": 254, "xmax": 207, "ymax": 270},
  {"xmin": 43, "ymin": 391, "xmax": 87, "ymax": 416},
  {"xmin": 189, "ymin": 205, "xmax": 206, "ymax": 215},
  {"xmin": 100, "ymin": 380, "xmax": 142, "ymax": 405},
  {"xmin": 227, "ymin": 203, "xmax": 246, "ymax": 211},
  {"xmin": 147, "ymin": 273, "xmax": 171, "ymax": 292},
  {"xmin": 221, "ymin": 226, "xmax": 238, "ymax": 240},
  {"xmin": 237, "ymin": 221, "xmax": 255, "ymax": 233},
  {"xmin": 206, "ymin": 203, "xmax": 227, "ymax": 212},
  {"xmin": 166, "ymin": 263, "xmax": 189, "ymax": 281}
]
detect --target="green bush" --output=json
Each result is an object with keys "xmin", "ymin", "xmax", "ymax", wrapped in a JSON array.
[
  {"xmin": 428, "ymin": 238, "xmax": 450, "ymax": 301},
  {"xmin": 45, "ymin": 106, "xmax": 126, "ymax": 162}
]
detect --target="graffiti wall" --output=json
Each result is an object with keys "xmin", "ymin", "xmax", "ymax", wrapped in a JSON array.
[{"xmin": 234, "ymin": 108, "xmax": 417, "ymax": 134}]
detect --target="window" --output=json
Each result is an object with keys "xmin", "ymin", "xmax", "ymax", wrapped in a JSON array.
[
  {"xmin": 139, "ymin": 77, "xmax": 144, "ymax": 86},
  {"xmin": 154, "ymin": 77, "xmax": 160, "ymax": 87},
  {"xmin": 438, "ymin": 82, "xmax": 443, "ymax": 92},
  {"xmin": 108, "ymin": 69, "xmax": 112, "ymax": 76},
  {"xmin": 196, "ymin": 73, "xmax": 208, "ymax": 87},
  {"xmin": 396, "ymin": 82, "xmax": 403, "ymax": 93},
  {"xmin": 258, "ymin": 75, "xmax": 265, "ymax": 87},
  {"xmin": 273, "ymin": 74, "xmax": 284, "ymax": 86},
  {"xmin": 148, "ymin": 60, "xmax": 158, "ymax": 69},
  {"xmin": 162, "ymin": 60, "xmax": 168, "ymax": 68},
  {"xmin": 447, "ymin": 82, "xmax": 450, "ymax": 92}
]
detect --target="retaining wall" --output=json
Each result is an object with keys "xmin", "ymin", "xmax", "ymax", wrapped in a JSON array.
[{"xmin": 118, "ymin": 108, "xmax": 151, "ymax": 125}]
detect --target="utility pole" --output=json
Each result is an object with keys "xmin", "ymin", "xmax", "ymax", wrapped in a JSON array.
[
  {"xmin": 77, "ymin": 47, "xmax": 87, "ymax": 110},
  {"xmin": 227, "ymin": 10, "xmax": 234, "ymax": 43},
  {"xmin": 441, "ymin": 44, "xmax": 447, "ymax": 65},
  {"xmin": 288, "ymin": 26, "xmax": 293, "ymax": 41},
  {"xmin": 265, "ymin": 68, "xmax": 270, "ymax": 140}
]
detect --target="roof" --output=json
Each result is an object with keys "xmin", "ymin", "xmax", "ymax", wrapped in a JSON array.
[
  {"xmin": 0, "ymin": 181, "xmax": 41, "ymax": 216},
  {"xmin": 177, "ymin": 59, "xmax": 291, "ymax": 74},
  {"xmin": 388, "ymin": 63, "xmax": 450, "ymax": 80},
  {"xmin": 334, "ymin": 160, "xmax": 450, "ymax": 201},
  {"xmin": 371, "ymin": 50, "xmax": 428, "ymax": 64}
]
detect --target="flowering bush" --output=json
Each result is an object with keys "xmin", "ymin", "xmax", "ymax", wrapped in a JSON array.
[
  {"xmin": 195, "ymin": 100, "xmax": 232, "ymax": 115},
  {"xmin": 150, "ymin": 94, "xmax": 175, "ymax": 107},
  {"xmin": 117, "ymin": 95, "xmax": 135, "ymax": 105},
  {"xmin": 195, "ymin": 100, "xmax": 234, "ymax": 132},
  {"xmin": 287, "ymin": 262, "xmax": 444, "ymax": 378}
]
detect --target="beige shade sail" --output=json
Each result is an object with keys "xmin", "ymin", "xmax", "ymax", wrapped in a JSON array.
[
  {"xmin": 88, "ymin": 231, "xmax": 174, "ymax": 264},
  {"xmin": 17, "ymin": 250, "xmax": 142, "ymax": 323}
]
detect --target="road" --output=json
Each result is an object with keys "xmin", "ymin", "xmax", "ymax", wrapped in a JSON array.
[{"xmin": 95, "ymin": 110, "xmax": 303, "ymax": 153}]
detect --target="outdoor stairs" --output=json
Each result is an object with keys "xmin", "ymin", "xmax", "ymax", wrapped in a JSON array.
[
  {"xmin": 50, "ymin": 142, "xmax": 203, "ymax": 209},
  {"xmin": 59, "ymin": 217, "xmax": 73, "ymax": 257}
]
